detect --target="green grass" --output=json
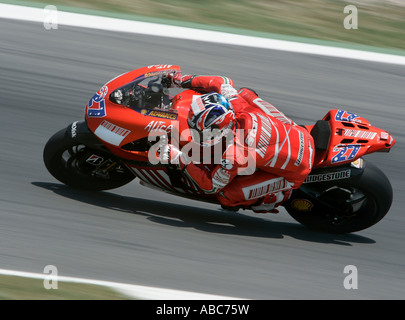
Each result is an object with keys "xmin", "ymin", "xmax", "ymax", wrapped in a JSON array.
[
  {"xmin": 0, "ymin": 275, "xmax": 132, "ymax": 300},
  {"xmin": 6, "ymin": 0, "xmax": 405, "ymax": 52}
]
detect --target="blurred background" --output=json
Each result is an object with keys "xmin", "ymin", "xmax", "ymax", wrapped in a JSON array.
[{"xmin": 15, "ymin": 0, "xmax": 405, "ymax": 51}]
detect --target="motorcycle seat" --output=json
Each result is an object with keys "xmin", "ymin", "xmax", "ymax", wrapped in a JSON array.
[{"xmin": 310, "ymin": 120, "xmax": 331, "ymax": 150}]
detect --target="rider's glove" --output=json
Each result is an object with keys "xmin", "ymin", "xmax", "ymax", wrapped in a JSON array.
[
  {"xmin": 158, "ymin": 144, "xmax": 188, "ymax": 170},
  {"xmin": 167, "ymin": 72, "xmax": 194, "ymax": 88},
  {"xmin": 167, "ymin": 72, "xmax": 184, "ymax": 88},
  {"xmin": 220, "ymin": 84, "xmax": 238, "ymax": 99}
]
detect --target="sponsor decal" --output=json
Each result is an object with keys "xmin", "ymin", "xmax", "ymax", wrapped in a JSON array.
[
  {"xmin": 242, "ymin": 177, "xmax": 291, "ymax": 200},
  {"xmin": 147, "ymin": 64, "xmax": 173, "ymax": 69},
  {"xmin": 291, "ymin": 199, "xmax": 313, "ymax": 212},
  {"xmin": 304, "ymin": 169, "xmax": 351, "ymax": 183},
  {"xmin": 94, "ymin": 120, "xmax": 131, "ymax": 146},
  {"xmin": 294, "ymin": 130, "xmax": 305, "ymax": 166},
  {"xmin": 331, "ymin": 144, "xmax": 361, "ymax": 164},
  {"xmin": 86, "ymin": 154, "xmax": 104, "ymax": 166},
  {"xmin": 141, "ymin": 109, "xmax": 178, "ymax": 120},
  {"xmin": 144, "ymin": 71, "xmax": 165, "ymax": 78},
  {"xmin": 71, "ymin": 121, "xmax": 78, "ymax": 138},
  {"xmin": 308, "ymin": 135, "xmax": 314, "ymax": 170},
  {"xmin": 144, "ymin": 120, "xmax": 173, "ymax": 133},
  {"xmin": 335, "ymin": 109, "xmax": 359, "ymax": 122},
  {"xmin": 87, "ymin": 86, "xmax": 108, "ymax": 118},
  {"xmin": 256, "ymin": 113, "xmax": 272, "ymax": 158},
  {"xmin": 350, "ymin": 158, "xmax": 364, "ymax": 169},
  {"xmin": 342, "ymin": 129, "xmax": 377, "ymax": 139},
  {"xmin": 380, "ymin": 132, "xmax": 389, "ymax": 140},
  {"xmin": 212, "ymin": 168, "xmax": 231, "ymax": 189},
  {"xmin": 191, "ymin": 95, "xmax": 205, "ymax": 115}
]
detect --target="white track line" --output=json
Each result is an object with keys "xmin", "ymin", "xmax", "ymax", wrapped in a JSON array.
[
  {"xmin": 0, "ymin": 269, "xmax": 244, "ymax": 300},
  {"xmin": 1, "ymin": 3, "xmax": 405, "ymax": 66}
]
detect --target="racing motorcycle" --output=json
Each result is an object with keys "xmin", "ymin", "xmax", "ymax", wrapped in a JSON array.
[{"xmin": 43, "ymin": 65, "xmax": 396, "ymax": 234}]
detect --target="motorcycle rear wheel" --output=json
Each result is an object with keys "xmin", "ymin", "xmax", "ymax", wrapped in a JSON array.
[
  {"xmin": 284, "ymin": 162, "xmax": 393, "ymax": 234},
  {"xmin": 43, "ymin": 127, "xmax": 135, "ymax": 191}
]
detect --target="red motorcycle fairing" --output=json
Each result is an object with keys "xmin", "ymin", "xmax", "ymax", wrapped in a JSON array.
[
  {"xmin": 305, "ymin": 109, "xmax": 395, "ymax": 169},
  {"xmin": 85, "ymin": 65, "xmax": 186, "ymax": 162},
  {"xmin": 83, "ymin": 64, "xmax": 214, "ymax": 196}
]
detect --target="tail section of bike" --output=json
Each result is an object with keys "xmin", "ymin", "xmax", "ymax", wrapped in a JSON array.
[
  {"xmin": 306, "ymin": 109, "xmax": 395, "ymax": 169},
  {"xmin": 284, "ymin": 109, "xmax": 395, "ymax": 233}
]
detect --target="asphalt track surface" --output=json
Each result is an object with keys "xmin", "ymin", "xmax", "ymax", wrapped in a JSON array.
[{"xmin": 1, "ymin": 18, "xmax": 404, "ymax": 300}]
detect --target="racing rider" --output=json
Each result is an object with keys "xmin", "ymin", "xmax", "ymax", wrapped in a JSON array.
[{"xmin": 159, "ymin": 72, "xmax": 315, "ymax": 213}]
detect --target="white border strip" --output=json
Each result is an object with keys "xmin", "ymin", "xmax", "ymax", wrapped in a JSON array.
[
  {"xmin": 0, "ymin": 268, "xmax": 244, "ymax": 300},
  {"xmin": 1, "ymin": 3, "xmax": 405, "ymax": 66}
]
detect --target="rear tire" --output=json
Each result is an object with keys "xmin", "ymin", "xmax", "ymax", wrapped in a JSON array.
[
  {"xmin": 284, "ymin": 162, "xmax": 393, "ymax": 233},
  {"xmin": 43, "ymin": 127, "xmax": 135, "ymax": 191}
]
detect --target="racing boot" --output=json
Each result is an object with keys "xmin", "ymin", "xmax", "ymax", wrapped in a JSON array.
[{"xmin": 251, "ymin": 190, "xmax": 292, "ymax": 214}]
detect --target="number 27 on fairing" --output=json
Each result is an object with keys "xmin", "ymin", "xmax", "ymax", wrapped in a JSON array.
[{"xmin": 331, "ymin": 144, "xmax": 361, "ymax": 164}]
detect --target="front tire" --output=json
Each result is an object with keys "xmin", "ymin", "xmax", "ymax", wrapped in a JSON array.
[
  {"xmin": 43, "ymin": 126, "xmax": 135, "ymax": 191},
  {"xmin": 284, "ymin": 161, "xmax": 393, "ymax": 233}
]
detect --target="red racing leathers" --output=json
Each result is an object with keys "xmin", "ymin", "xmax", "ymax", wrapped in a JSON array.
[{"xmin": 175, "ymin": 75, "xmax": 315, "ymax": 211}]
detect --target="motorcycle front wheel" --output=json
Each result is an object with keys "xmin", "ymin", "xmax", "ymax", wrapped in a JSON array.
[{"xmin": 43, "ymin": 126, "xmax": 135, "ymax": 191}]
